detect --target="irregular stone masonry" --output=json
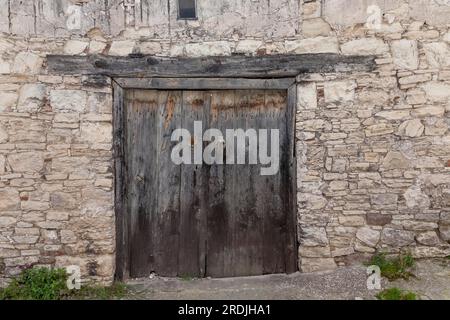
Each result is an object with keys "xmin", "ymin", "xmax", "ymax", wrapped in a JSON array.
[{"xmin": 0, "ymin": 0, "xmax": 449, "ymax": 284}]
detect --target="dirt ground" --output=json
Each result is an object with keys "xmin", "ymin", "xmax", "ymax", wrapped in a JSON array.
[{"xmin": 124, "ymin": 258, "xmax": 450, "ymax": 300}]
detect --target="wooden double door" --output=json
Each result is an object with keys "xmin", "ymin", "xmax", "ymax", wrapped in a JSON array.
[{"xmin": 123, "ymin": 89, "xmax": 296, "ymax": 278}]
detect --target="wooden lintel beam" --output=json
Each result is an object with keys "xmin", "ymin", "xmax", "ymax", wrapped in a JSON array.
[{"xmin": 47, "ymin": 53, "xmax": 377, "ymax": 79}]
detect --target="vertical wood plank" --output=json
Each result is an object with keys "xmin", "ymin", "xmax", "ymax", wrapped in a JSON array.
[
  {"xmin": 285, "ymin": 84, "xmax": 299, "ymax": 273},
  {"xmin": 262, "ymin": 90, "xmax": 288, "ymax": 274},
  {"xmin": 205, "ymin": 90, "xmax": 233, "ymax": 277},
  {"xmin": 155, "ymin": 90, "xmax": 182, "ymax": 277},
  {"xmin": 178, "ymin": 91, "xmax": 207, "ymax": 277},
  {"xmin": 127, "ymin": 90, "xmax": 160, "ymax": 278},
  {"xmin": 113, "ymin": 81, "xmax": 127, "ymax": 280},
  {"xmin": 245, "ymin": 90, "xmax": 266, "ymax": 276}
]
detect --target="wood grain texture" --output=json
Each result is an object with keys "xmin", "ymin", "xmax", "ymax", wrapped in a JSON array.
[
  {"xmin": 47, "ymin": 53, "xmax": 377, "ymax": 78},
  {"xmin": 120, "ymin": 89, "xmax": 297, "ymax": 278},
  {"xmin": 114, "ymin": 77, "xmax": 295, "ymax": 90}
]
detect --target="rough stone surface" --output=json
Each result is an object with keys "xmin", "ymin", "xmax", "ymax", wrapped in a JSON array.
[
  {"xmin": 391, "ymin": 40, "xmax": 419, "ymax": 70},
  {"xmin": 1, "ymin": 0, "xmax": 450, "ymax": 285}
]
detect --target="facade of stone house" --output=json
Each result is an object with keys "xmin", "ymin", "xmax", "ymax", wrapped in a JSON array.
[{"xmin": 0, "ymin": 0, "xmax": 449, "ymax": 285}]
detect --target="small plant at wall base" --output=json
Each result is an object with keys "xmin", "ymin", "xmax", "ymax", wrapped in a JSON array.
[
  {"xmin": 0, "ymin": 267, "xmax": 128, "ymax": 300},
  {"xmin": 368, "ymin": 252, "xmax": 415, "ymax": 281},
  {"xmin": 376, "ymin": 288, "xmax": 418, "ymax": 300}
]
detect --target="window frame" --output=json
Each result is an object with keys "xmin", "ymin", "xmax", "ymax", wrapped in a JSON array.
[{"xmin": 177, "ymin": 0, "xmax": 198, "ymax": 20}]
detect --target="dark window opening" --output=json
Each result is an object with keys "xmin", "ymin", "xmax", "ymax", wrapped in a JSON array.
[{"xmin": 178, "ymin": 0, "xmax": 197, "ymax": 19}]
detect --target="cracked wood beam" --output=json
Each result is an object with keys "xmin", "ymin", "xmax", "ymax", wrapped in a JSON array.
[{"xmin": 46, "ymin": 53, "xmax": 377, "ymax": 78}]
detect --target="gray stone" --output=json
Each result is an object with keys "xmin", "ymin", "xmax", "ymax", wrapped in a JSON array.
[
  {"xmin": 371, "ymin": 194, "xmax": 398, "ymax": 208},
  {"xmin": 416, "ymin": 231, "xmax": 440, "ymax": 246},
  {"xmin": 366, "ymin": 213, "xmax": 392, "ymax": 226},
  {"xmin": 381, "ymin": 228, "xmax": 415, "ymax": 246},
  {"xmin": 439, "ymin": 226, "xmax": 450, "ymax": 243}
]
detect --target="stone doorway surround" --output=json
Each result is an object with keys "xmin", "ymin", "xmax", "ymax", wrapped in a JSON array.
[{"xmin": 46, "ymin": 53, "xmax": 378, "ymax": 280}]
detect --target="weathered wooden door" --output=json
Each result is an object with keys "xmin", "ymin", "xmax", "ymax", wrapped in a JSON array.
[{"xmin": 123, "ymin": 89, "xmax": 296, "ymax": 278}]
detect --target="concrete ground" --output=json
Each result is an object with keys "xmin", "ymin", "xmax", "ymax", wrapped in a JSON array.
[{"xmin": 125, "ymin": 258, "xmax": 450, "ymax": 300}]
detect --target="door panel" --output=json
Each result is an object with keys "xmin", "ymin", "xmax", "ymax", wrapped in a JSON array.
[{"xmin": 124, "ymin": 89, "xmax": 295, "ymax": 278}]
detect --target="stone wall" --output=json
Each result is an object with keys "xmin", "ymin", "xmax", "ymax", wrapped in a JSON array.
[{"xmin": 0, "ymin": 0, "xmax": 449, "ymax": 284}]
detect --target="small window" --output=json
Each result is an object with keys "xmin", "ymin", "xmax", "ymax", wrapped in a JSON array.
[{"xmin": 178, "ymin": 0, "xmax": 197, "ymax": 19}]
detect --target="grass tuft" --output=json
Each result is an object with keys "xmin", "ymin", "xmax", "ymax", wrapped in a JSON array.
[
  {"xmin": 368, "ymin": 252, "xmax": 415, "ymax": 281},
  {"xmin": 0, "ymin": 267, "xmax": 128, "ymax": 300},
  {"xmin": 376, "ymin": 287, "xmax": 418, "ymax": 300}
]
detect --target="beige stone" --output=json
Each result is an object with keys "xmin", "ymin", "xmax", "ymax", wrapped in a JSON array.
[
  {"xmin": 365, "ymin": 123, "xmax": 394, "ymax": 137},
  {"xmin": 0, "ymin": 123, "xmax": 8, "ymax": 143},
  {"xmin": 12, "ymin": 52, "xmax": 43, "ymax": 74},
  {"xmin": 185, "ymin": 41, "xmax": 232, "ymax": 57},
  {"xmin": 298, "ymin": 246, "xmax": 331, "ymax": 258},
  {"xmin": 0, "ymin": 91, "xmax": 18, "ymax": 111},
  {"xmin": 397, "ymin": 119, "xmax": 424, "ymax": 137},
  {"xmin": 341, "ymin": 38, "xmax": 389, "ymax": 55},
  {"xmin": 285, "ymin": 37, "xmax": 339, "ymax": 54},
  {"xmin": 324, "ymin": 81, "xmax": 356, "ymax": 104},
  {"xmin": 302, "ymin": 18, "xmax": 332, "ymax": 38},
  {"xmin": 420, "ymin": 82, "xmax": 450, "ymax": 102},
  {"xmin": 404, "ymin": 185, "xmax": 430, "ymax": 209},
  {"xmin": 412, "ymin": 106, "xmax": 446, "ymax": 118},
  {"xmin": 423, "ymin": 42, "xmax": 450, "ymax": 68},
  {"xmin": 80, "ymin": 122, "xmax": 112, "ymax": 144},
  {"xmin": 17, "ymin": 84, "xmax": 46, "ymax": 112},
  {"xmin": 356, "ymin": 227, "xmax": 380, "ymax": 247},
  {"xmin": 300, "ymin": 257, "xmax": 337, "ymax": 273},
  {"xmin": 137, "ymin": 41, "xmax": 162, "ymax": 55},
  {"xmin": 64, "ymin": 40, "xmax": 89, "ymax": 55},
  {"xmin": 89, "ymin": 40, "xmax": 107, "ymax": 54},
  {"xmin": 8, "ymin": 152, "xmax": 44, "ymax": 173},
  {"xmin": 375, "ymin": 110, "xmax": 410, "ymax": 120},
  {"xmin": 50, "ymin": 90, "xmax": 87, "ymax": 113},
  {"xmin": 108, "ymin": 40, "xmax": 136, "ymax": 55},
  {"xmin": 297, "ymin": 83, "xmax": 317, "ymax": 110},
  {"xmin": 382, "ymin": 151, "xmax": 410, "ymax": 170},
  {"xmin": 0, "ymin": 58, "xmax": 10, "ymax": 74},
  {"xmin": 398, "ymin": 74, "xmax": 432, "ymax": 85},
  {"xmin": 391, "ymin": 40, "xmax": 419, "ymax": 70},
  {"xmin": 235, "ymin": 40, "xmax": 263, "ymax": 54}
]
